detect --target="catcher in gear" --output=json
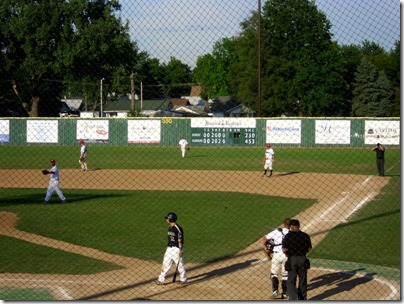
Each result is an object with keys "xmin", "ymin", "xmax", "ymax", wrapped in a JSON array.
[{"xmin": 262, "ymin": 218, "xmax": 291, "ymax": 299}]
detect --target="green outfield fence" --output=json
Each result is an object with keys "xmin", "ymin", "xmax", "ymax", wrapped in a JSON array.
[{"xmin": 1, "ymin": 117, "xmax": 400, "ymax": 148}]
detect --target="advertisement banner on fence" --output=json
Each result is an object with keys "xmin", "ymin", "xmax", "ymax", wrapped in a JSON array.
[
  {"xmin": 27, "ymin": 120, "xmax": 58, "ymax": 143},
  {"xmin": 128, "ymin": 119, "xmax": 161, "ymax": 143},
  {"xmin": 266, "ymin": 120, "xmax": 301, "ymax": 144},
  {"xmin": 364, "ymin": 120, "xmax": 400, "ymax": 145},
  {"xmin": 77, "ymin": 120, "xmax": 109, "ymax": 142},
  {"xmin": 0, "ymin": 120, "xmax": 10, "ymax": 143},
  {"xmin": 315, "ymin": 120, "xmax": 351, "ymax": 144}
]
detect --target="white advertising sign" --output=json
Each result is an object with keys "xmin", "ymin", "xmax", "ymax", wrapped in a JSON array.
[
  {"xmin": 128, "ymin": 120, "xmax": 161, "ymax": 143},
  {"xmin": 77, "ymin": 120, "xmax": 109, "ymax": 142},
  {"xmin": 27, "ymin": 120, "xmax": 58, "ymax": 143},
  {"xmin": 266, "ymin": 120, "xmax": 301, "ymax": 144},
  {"xmin": 315, "ymin": 120, "xmax": 351, "ymax": 144},
  {"xmin": 364, "ymin": 120, "xmax": 400, "ymax": 145},
  {"xmin": 0, "ymin": 120, "xmax": 10, "ymax": 142},
  {"xmin": 191, "ymin": 118, "xmax": 256, "ymax": 129}
]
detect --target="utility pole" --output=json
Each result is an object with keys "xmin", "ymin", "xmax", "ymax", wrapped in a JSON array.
[
  {"xmin": 100, "ymin": 78, "xmax": 104, "ymax": 117},
  {"xmin": 130, "ymin": 72, "xmax": 135, "ymax": 113},
  {"xmin": 257, "ymin": 0, "xmax": 262, "ymax": 117}
]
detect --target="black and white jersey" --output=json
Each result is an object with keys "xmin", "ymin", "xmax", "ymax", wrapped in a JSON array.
[{"xmin": 167, "ymin": 224, "xmax": 184, "ymax": 248}]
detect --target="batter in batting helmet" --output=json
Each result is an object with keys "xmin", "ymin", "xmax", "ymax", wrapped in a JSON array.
[{"xmin": 164, "ymin": 212, "xmax": 177, "ymax": 222}]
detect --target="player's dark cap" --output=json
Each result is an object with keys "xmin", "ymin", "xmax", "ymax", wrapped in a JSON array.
[
  {"xmin": 50, "ymin": 159, "xmax": 56, "ymax": 163},
  {"xmin": 79, "ymin": 140, "xmax": 84, "ymax": 145},
  {"xmin": 290, "ymin": 219, "xmax": 300, "ymax": 227},
  {"xmin": 164, "ymin": 212, "xmax": 177, "ymax": 222},
  {"xmin": 266, "ymin": 143, "xmax": 271, "ymax": 148}
]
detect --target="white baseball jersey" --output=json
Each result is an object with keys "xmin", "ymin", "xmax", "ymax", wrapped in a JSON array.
[
  {"xmin": 179, "ymin": 138, "xmax": 188, "ymax": 147},
  {"xmin": 265, "ymin": 148, "xmax": 275, "ymax": 163}
]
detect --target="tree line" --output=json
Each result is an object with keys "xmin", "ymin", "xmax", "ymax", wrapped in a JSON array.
[{"xmin": 0, "ymin": 0, "xmax": 399, "ymax": 117}]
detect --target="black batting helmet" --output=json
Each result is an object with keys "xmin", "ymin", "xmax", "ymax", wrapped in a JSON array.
[{"xmin": 164, "ymin": 212, "xmax": 177, "ymax": 222}]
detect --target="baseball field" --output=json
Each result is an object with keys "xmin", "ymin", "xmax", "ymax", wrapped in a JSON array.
[{"xmin": 0, "ymin": 145, "xmax": 400, "ymax": 300}]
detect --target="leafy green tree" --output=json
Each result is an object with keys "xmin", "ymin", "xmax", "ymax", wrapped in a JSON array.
[
  {"xmin": 161, "ymin": 57, "xmax": 193, "ymax": 97},
  {"xmin": 194, "ymin": 38, "xmax": 236, "ymax": 99},
  {"xmin": 0, "ymin": 0, "xmax": 139, "ymax": 117},
  {"xmin": 227, "ymin": 12, "xmax": 260, "ymax": 112},
  {"xmin": 351, "ymin": 58, "xmax": 394, "ymax": 117},
  {"xmin": 260, "ymin": 0, "xmax": 348, "ymax": 116}
]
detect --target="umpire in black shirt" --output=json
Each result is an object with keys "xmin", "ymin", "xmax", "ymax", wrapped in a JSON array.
[{"xmin": 282, "ymin": 219, "xmax": 312, "ymax": 300}]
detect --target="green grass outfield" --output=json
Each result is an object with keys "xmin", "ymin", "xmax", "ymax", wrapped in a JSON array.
[{"xmin": 0, "ymin": 146, "xmax": 400, "ymax": 278}]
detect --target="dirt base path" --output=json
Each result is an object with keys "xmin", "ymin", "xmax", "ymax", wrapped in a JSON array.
[{"xmin": 0, "ymin": 170, "xmax": 399, "ymax": 300}]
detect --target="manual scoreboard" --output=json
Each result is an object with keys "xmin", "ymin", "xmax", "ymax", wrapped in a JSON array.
[{"xmin": 190, "ymin": 118, "xmax": 256, "ymax": 146}]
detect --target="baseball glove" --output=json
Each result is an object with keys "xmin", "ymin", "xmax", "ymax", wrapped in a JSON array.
[
  {"xmin": 42, "ymin": 169, "xmax": 50, "ymax": 175},
  {"xmin": 264, "ymin": 239, "xmax": 275, "ymax": 260}
]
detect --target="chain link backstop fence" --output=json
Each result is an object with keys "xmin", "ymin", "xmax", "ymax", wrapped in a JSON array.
[{"xmin": 0, "ymin": 0, "xmax": 400, "ymax": 301}]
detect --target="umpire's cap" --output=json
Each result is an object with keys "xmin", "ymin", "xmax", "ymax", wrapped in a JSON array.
[
  {"xmin": 164, "ymin": 212, "xmax": 177, "ymax": 222},
  {"xmin": 290, "ymin": 219, "xmax": 300, "ymax": 227}
]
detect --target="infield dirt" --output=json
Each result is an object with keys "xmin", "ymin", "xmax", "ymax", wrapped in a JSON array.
[{"xmin": 0, "ymin": 169, "xmax": 399, "ymax": 300}]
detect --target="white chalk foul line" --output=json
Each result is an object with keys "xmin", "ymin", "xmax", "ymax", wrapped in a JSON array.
[
  {"xmin": 314, "ymin": 267, "xmax": 399, "ymax": 300},
  {"xmin": 57, "ymin": 287, "xmax": 73, "ymax": 300},
  {"xmin": 303, "ymin": 176, "xmax": 374, "ymax": 231},
  {"xmin": 343, "ymin": 192, "xmax": 377, "ymax": 222}
]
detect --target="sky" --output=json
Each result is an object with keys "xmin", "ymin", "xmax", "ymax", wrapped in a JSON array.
[{"xmin": 116, "ymin": 0, "xmax": 400, "ymax": 67}]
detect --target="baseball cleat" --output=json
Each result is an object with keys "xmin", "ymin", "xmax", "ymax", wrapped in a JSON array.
[
  {"xmin": 156, "ymin": 280, "xmax": 165, "ymax": 285},
  {"xmin": 281, "ymin": 293, "xmax": 288, "ymax": 299},
  {"xmin": 271, "ymin": 290, "xmax": 278, "ymax": 299}
]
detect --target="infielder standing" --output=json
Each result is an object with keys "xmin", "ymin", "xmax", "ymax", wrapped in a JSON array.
[
  {"xmin": 178, "ymin": 136, "xmax": 188, "ymax": 158},
  {"xmin": 44, "ymin": 159, "xmax": 66, "ymax": 203},
  {"xmin": 157, "ymin": 212, "xmax": 187, "ymax": 285},
  {"xmin": 262, "ymin": 218, "xmax": 291, "ymax": 299},
  {"xmin": 263, "ymin": 143, "xmax": 275, "ymax": 177},
  {"xmin": 79, "ymin": 140, "xmax": 88, "ymax": 171}
]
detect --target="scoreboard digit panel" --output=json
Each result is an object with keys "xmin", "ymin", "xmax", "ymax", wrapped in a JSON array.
[{"xmin": 190, "ymin": 118, "xmax": 256, "ymax": 146}]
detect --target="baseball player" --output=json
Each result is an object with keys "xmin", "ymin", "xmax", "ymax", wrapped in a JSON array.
[
  {"xmin": 263, "ymin": 143, "xmax": 275, "ymax": 177},
  {"xmin": 262, "ymin": 218, "xmax": 291, "ymax": 299},
  {"xmin": 79, "ymin": 140, "xmax": 88, "ymax": 171},
  {"xmin": 178, "ymin": 136, "xmax": 188, "ymax": 158},
  {"xmin": 157, "ymin": 212, "xmax": 187, "ymax": 285},
  {"xmin": 44, "ymin": 159, "xmax": 66, "ymax": 203}
]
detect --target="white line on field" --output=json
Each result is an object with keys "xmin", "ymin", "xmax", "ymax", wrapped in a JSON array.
[
  {"xmin": 303, "ymin": 177, "xmax": 372, "ymax": 231},
  {"xmin": 343, "ymin": 192, "xmax": 376, "ymax": 222},
  {"xmin": 315, "ymin": 267, "xmax": 399, "ymax": 300},
  {"xmin": 57, "ymin": 287, "xmax": 73, "ymax": 300}
]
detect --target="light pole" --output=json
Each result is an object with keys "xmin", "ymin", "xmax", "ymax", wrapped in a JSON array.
[
  {"xmin": 257, "ymin": 0, "xmax": 261, "ymax": 117},
  {"xmin": 100, "ymin": 78, "xmax": 104, "ymax": 117}
]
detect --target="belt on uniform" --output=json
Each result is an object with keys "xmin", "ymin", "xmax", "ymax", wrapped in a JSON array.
[{"xmin": 168, "ymin": 245, "xmax": 179, "ymax": 248}]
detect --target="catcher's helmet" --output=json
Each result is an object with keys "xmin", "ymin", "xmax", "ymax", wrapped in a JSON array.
[
  {"xmin": 164, "ymin": 212, "xmax": 177, "ymax": 222},
  {"xmin": 266, "ymin": 143, "xmax": 271, "ymax": 148}
]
